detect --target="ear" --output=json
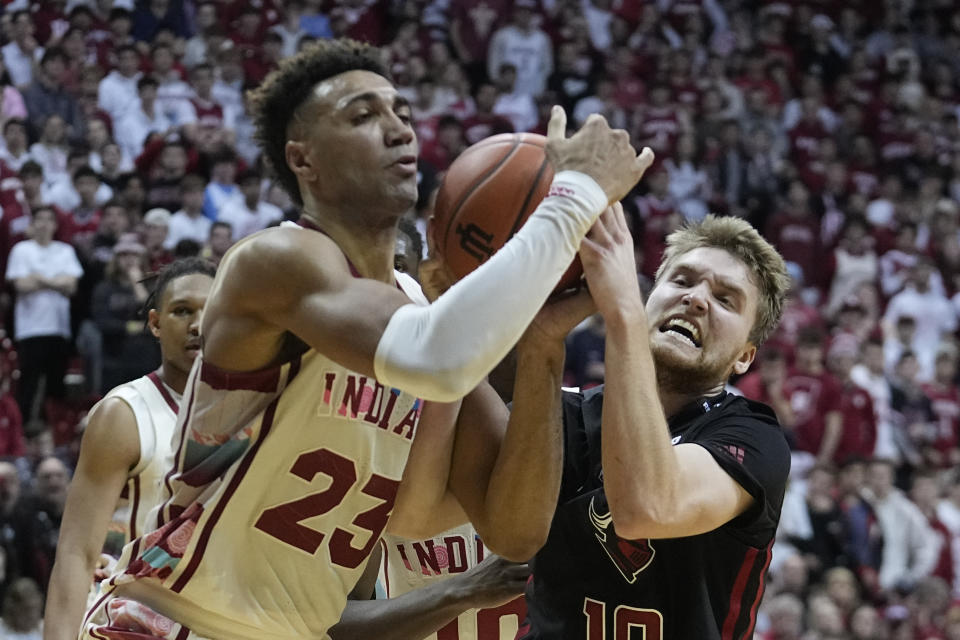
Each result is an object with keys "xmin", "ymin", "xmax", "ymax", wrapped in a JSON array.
[
  {"xmin": 285, "ymin": 140, "xmax": 315, "ymax": 184},
  {"xmin": 732, "ymin": 343, "xmax": 757, "ymax": 376},
  {"xmin": 148, "ymin": 308, "xmax": 161, "ymax": 339}
]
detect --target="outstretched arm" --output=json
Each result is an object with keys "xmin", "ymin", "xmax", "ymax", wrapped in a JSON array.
[
  {"xmin": 330, "ymin": 551, "xmax": 529, "ymax": 640},
  {"xmin": 207, "ymin": 110, "xmax": 654, "ymax": 404},
  {"xmin": 44, "ymin": 399, "xmax": 141, "ymax": 640}
]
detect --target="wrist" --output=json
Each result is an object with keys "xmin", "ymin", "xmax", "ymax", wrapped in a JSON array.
[
  {"xmin": 602, "ymin": 301, "xmax": 647, "ymax": 335},
  {"xmin": 516, "ymin": 333, "xmax": 566, "ymax": 364}
]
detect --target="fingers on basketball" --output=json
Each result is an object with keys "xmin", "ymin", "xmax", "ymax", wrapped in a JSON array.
[{"xmin": 547, "ymin": 105, "xmax": 567, "ymax": 141}]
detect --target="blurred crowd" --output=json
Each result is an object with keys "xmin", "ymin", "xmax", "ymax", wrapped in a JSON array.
[{"xmin": 1, "ymin": 0, "xmax": 960, "ymax": 638}]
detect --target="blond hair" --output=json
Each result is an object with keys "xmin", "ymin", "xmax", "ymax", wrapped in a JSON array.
[{"xmin": 655, "ymin": 215, "xmax": 790, "ymax": 345}]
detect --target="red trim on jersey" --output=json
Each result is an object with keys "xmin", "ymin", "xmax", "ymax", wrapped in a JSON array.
[
  {"xmin": 148, "ymin": 371, "xmax": 180, "ymax": 414},
  {"xmin": 82, "ymin": 588, "xmax": 115, "ymax": 630},
  {"xmin": 743, "ymin": 545, "xmax": 773, "ymax": 638},
  {"xmin": 159, "ymin": 372, "xmax": 201, "ymax": 527},
  {"xmin": 198, "ymin": 360, "xmax": 282, "ymax": 393},
  {"xmin": 174, "ymin": 627, "xmax": 191, "ymax": 640},
  {"xmin": 296, "ymin": 216, "xmax": 362, "ymax": 278},
  {"xmin": 130, "ymin": 475, "xmax": 141, "ymax": 540},
  {"xmin": 171, "ymin": 356, "xmax": 303, "ymax": 593},
  {"xmin": 721, "ymin": 546, "xmax": 759, "ymax": 639}
]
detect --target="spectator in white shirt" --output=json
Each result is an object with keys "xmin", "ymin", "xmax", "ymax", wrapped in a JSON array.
[
  {"xmin": 1, "ymin": 11, "xmax": 43, "ymax": 89},
  {"xmin": 883, "ymin": 260, "xmax": 957, "ymax": 381},
  {"xmin": 487, "ymin": 0, "xmax": 553, "ymax": 97},
  {"xmin": 166, "ymin": 174, "xmax": 211, "ymax": 249},
  {"xmin": 28, "ymin": 114, "xmax": 70, "ymax": 188},
  {"xmin": 492, "ymin": 63, "xmax": 538, "ymax": 133},
  {"xmin": 4, "ymin": 206, "xmax": 83, "ymax": 419},
  {"xmin": 0, "ymin": 118, "xmax": 31, "ymax": 171},
  {"xmin": 150, "ymin": 42, "xmax": 197, "ymax": 129},
  {"xmin": 211, "ymin": 45, "xmax": 245, "ymax": 128},
  {"xmin": 863, "ymin": 458, "xmax": 940, "ymax": 591},
  {"xmin": 116, "ymin": 76, "xmax": 173, "ymax": 161},
  {"xmin": 217, "ymin": 169, "xmax": 283, "ymax": 241},
  {"xmin": 97, "ymin": 44, "xmax": 142, "ymax": 123},
  {"xmin": 202, "ymin": 149, "xmax": 240, "ymax": 220}
]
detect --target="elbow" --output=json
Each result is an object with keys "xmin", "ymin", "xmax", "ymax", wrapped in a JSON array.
[
  {"xmin": 608, "ymin": 494, "xmax": 677, "ymax": 541},
  {"xmin": 482, "ymin": 530, "xmax": 547, "ymax": 563}
]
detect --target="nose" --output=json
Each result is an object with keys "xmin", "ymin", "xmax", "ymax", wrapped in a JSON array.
[
  {"xmin": 682, "ymin": 282, "xmax": 709, "ymax": 313},
  {"xmin": 188, "ymin": 311, "xmax": 202, "ymax": 334},
  {"xmin": 384, "ymin": 113, "xmax": 415, "ymax": 148}
]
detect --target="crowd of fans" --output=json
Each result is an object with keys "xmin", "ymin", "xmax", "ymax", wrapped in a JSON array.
[{"xmin": 0, "ymin": 0, "xmax": 960, "ymax": 638}]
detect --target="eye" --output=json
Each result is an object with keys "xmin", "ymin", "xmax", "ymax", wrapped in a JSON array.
[
  {"xmin": 673, "ymin": 276, "xmax": 688, "ymax": 286},
  {"xmin": 352, "ymin": 111, "xmax": 374, "ymax": 124},
  {"xmin": 396, "ymin": 111, "xmax": 412, "ymax": 124}
]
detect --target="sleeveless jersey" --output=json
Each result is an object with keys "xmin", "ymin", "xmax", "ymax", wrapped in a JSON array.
[
  {"xmin": 100, "ymin": 372, "xmax": 182, "ymax": 557},
  {"xmin": 380, "ymin": 525, "xmax": 527, "ymax": 640},
  {"xmin": 84, "ymin": 271, "xmax": 429, "ymax": 640},
  {"xmin": 521, "ymin": 388, "xmax": 790, "ymax": 640}
]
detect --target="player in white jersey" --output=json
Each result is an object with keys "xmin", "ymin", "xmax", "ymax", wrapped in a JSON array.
[
  {"xmin": 81, "ymin": 38, "xmax": 653, "ymax": 640},
  {"xmin": 44, "ymin": 258, "xmax": 216, "ymax": 640}
]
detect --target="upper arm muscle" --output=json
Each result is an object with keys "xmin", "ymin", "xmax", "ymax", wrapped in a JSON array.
[
  {"xmin": 624, "ymin": 444, "xmax": 754, "ymax": 540},
  {"xmin": 202, "ymin": 229, "xmax": 414, "ymax": 376},
  {"xmin": 57, "ymin": 398, "xmax": 141, "ymax": 557}
]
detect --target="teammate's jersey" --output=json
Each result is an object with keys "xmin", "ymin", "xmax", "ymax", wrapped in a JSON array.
[
  {"xmin": 521, "ymin": 388, "xmax": 790, "ymax": 640},
  {"xmin": 380, "ymin": 525, "xmax": 527, "ymax": 640},
  {"xmin": 100, "ymin": 372, "xmax": 182, "ymax": 557},
  {"xmin": 83, "ymin": 271, "xmax": 429, "ymax": 640}
]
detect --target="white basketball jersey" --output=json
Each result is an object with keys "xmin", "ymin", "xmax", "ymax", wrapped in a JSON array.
[
  {"xmin": 380, "ymin": 525, "xmax": 527, "ymax": 640},
  {"xmin": 84, "ymin": 272, "xmax": 429, "ymax": 640},
  {"xmin": 100, "ymin": 372, "xmax": 181, "ymax": 556}
]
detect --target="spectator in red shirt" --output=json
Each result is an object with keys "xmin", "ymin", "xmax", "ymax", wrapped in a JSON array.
[
  {"xmin": 461, "ymin": 82, "xmax": 514, "ymax": 145},
  {"xmin": 784, "ymin": 328, "xmax": 844, "ymax": 463},
  {"xmin": 419, "ymin": 115, "xmax": 466, "ymax": 173},
  {"xmin": 765, "ymin": 180, "xmax": 824, "ymax": 288},
  {"xmin": 826, "ymin": 335, "xmax": 877, "ymax": 464},
  {"xmin": 920, "ymin": 346, "xmax": 960, "ymax": 469}
]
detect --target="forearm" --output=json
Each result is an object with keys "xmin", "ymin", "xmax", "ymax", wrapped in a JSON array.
[
  {"xmin": 601, "ymin": 310, "xmax": 678, "ymax": 534},
  {"xmin": 476, "ymin": 339, "xmax": 565, "ymax": 559},
  {"xmin": 46, "ymin": 275, "xmax": 77, "ymax": 296},
  {"xmin": 43, "ymin": 554, "xmax": 98, "ymax": 640},
  {"xmin": 374, "ymin": 172, "xmax": 607, "ymax": 402},
  {"xmin": 328, "ymin": 577, "xmax": 475, "ymax": 640}
]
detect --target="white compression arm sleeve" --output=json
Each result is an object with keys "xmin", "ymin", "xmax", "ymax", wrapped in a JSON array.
[{"xmin": 374, "ymin": 170, "xmax": 608, "ymax": 402}]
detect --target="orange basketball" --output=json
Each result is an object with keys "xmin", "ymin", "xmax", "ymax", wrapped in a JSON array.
[{"xmin": 429, "ymin": 133, "xmax": 583, "ymax": 292}]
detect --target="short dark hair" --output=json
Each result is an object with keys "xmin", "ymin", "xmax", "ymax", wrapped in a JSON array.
[
  {"xmin": 248, "ymin": 38, "xmax": 389, "ymax": 206},
  {"xmin": 116, "ymin": 43, "xmax": 138, "ymax": 57},
  {"xmin": 211, "ymin": 221, "xmax": 232, "ymax": 234},
  {"xmin": 181, "ymin": 173, "xmax": 206, "ymax": 192},
  {"xmin": 109, "ymin": 8, "xmax": 132, "ymax": 22},
  {"xmin": 146, "ymin": 257, "xmax": 217, "ymax": 313},
  {"xmin": 41, "ymin": 47, "xmax": 67, "ymax": 67},
  {"xmin": 138, "ymin": 75, "xmax": 159, "ymax": 91},
  {"xmin": 237, "ymin": 168, "xmax": 261, "ymax": 184},
  {"xmin": 72, "ymin": 165, "xmax": 99, "ymax": 182},
  {"xmin": 397, "ymin": 218, "xmax": 422, "ymax": 258},
  {"xmin": 3, "ymin": 118, "xmax": 26, "ymax": 135},
  {"xmin": 19, "ymin": 161, "xmax": 43, "ymax": 178}
]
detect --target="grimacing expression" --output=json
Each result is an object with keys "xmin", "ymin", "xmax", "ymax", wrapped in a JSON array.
[
  {"xmin": 645, "ymin": 247, "xmax": 759, "ymax": 394},
  {"xmin": 288, "ymin": 70, "xmax": 418, "ymax": 216}
]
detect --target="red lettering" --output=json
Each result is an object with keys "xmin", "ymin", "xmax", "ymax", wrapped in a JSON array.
[
  {"xmin": 444, "ymin": 536, "xmax": 468, "ymax": 574},
  {"xmin": 378, "ymin": 389, "xmax": 400, "ymax": 430},
  {"xmin": 339, "ymin": 375, "xmax": 368, "ymax": 418},
  {"xmin": 393, "ymin": 403, "xmax": 422, "ymax": 439},
  {"xmin": 363, "ymin": 382, "xmax": 386, "ymax": 426},
  {"xmin": 413, "ymin": 540, "xmax": 441, "ymax": 575}
]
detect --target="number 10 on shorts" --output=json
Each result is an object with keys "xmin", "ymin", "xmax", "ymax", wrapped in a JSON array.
[{"xmin": 583, "ymin": 598, "xmax": 663, "ymax": 639}]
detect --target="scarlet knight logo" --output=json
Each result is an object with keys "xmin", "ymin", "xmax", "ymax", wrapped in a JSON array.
[{"xmin": 588, "ymin": 496, "xmax": 655, "ymax": 584}]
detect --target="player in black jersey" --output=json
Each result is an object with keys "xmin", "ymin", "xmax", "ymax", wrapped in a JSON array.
[{"xmin": 517, "ymin": 212, "xmax": 792, "ymax": 640}]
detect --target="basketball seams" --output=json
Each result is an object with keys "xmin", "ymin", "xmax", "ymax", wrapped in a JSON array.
[
  {"xmin": 440, "ymin": 138, "xmax": 520, "ymax": 253},
  {"xmin": 507, "ymin": 155, "xmax": 553, "ymax": 238}
]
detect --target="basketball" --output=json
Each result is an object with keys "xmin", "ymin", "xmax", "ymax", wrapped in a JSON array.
[{"xmin": 429, "ymin": 133, "xmax": 583, "ymax": 292}]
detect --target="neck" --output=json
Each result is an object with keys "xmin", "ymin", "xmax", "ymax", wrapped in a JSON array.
[
  {"xmin": 245, "ymin": 196, "xmax": 258, "ymax": 209},
  {"xmin": 658, "ymin": 382, "xmax": 725, "ymax": 418},
  {"xmin": 299, "ymin": 207, "xmax": 399, "ymax": 283},
  {"xmin": 155, "ymin": 362, "xmax": 188, "ymax": 394}
]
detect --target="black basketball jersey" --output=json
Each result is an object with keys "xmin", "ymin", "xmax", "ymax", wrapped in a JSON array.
[{"xmin": 520, "ymin": 387, "xmax": 791, "ymax": 640}]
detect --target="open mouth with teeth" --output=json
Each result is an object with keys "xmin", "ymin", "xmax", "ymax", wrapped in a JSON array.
[{"xmin": 659, "ymin": 318, "xmax": 702, "ymax": 348}]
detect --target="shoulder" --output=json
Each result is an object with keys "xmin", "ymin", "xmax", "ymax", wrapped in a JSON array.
[
  {"xmin": 84, "ymin": 394, "xmax": 140, "ymax": 458},
  {"xmin": 217, "ymin": 226, "xmax": 353, "ymax": 303}
]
